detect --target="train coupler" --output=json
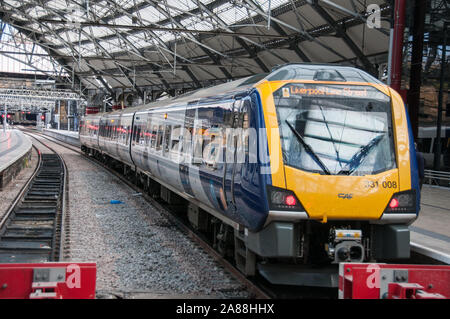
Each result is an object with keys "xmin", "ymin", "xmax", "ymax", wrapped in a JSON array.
[{"xmin": 326, "ymin": 229, "xmax": 364, "ymax": 263}]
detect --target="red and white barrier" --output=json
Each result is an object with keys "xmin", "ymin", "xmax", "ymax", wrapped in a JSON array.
[
  {"xmin": 0, "ymin": 262, "xmax": 96, "ymax": 299},
  {"xmin": 339, "ymin": 263, "xmax": 450, "ymax": 299}
]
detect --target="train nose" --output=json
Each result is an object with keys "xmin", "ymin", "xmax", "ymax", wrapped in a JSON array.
[{"xmin": 284, "ymin": 165, "xmax": 401, "ymax": 221}]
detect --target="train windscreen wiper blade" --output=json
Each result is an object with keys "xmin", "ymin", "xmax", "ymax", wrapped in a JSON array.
[
  {"xmin": 338, "ymin": 134, "xmax": 384, "ymax": 175},
  {"xmin": 285, "ymin": 120, "xmax": 331, "ymax": 175}
]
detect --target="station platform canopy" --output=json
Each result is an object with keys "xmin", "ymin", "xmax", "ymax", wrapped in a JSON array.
[{"xmin": 0, "ymin": 0, "xmax": 390, "ymax": 96}]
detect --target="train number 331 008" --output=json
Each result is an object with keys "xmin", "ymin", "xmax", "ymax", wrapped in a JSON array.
[{"xmin": 364, "ymin": 181, "xmax": 397, "ymax": 189}]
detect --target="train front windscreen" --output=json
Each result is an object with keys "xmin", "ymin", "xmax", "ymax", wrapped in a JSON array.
[{"xmin": 274, "ymin": 83, "xmax": 396, "ymax": 176}]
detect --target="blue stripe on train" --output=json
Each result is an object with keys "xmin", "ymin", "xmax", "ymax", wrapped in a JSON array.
[
  {"xmin": 404, "ymin": 104, "xmax": 421, "ymax": 215},
  {"xmin": 252, "ymin": 90, "xmax": 271, "ymax": 215}
]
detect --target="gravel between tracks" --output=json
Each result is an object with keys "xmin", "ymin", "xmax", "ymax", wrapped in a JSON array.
[{"xmin": 35, "ymin": 136, "xmax": 250, "ymax": 299}]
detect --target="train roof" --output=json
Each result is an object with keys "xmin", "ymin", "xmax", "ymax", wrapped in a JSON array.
[{"xmin": 91, "ymin": 63, "xmax": 383, "ymax": 117}]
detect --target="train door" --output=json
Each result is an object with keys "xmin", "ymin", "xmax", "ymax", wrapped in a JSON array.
[
  {"xmin": 223, "ymin": 99, "xmax": 243, "ymax": 213},
  {"xmin": 179, "ymin": 105, "xmax": 195, "ymax": 195},
  {"xmin": 188, "ymin": 107, "xmax": 213, "ymax": 206}
]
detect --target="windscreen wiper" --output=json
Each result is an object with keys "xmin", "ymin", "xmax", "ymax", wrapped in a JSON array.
[
  {"xmin": 317, "ymin": 104, "xmax": 343, "ymax": 168},
  {"xmin": 338, "ymin": 134, "xmax": 384, "ymax": 175},
  {"xmin": 285, "ymin": 120, "xmax": 331, "ymax": 175}
]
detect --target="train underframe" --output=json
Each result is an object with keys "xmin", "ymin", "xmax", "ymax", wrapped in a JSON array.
[{"xmin": 82, "ymin": 145, "xmax": 411, "ymax": 288}]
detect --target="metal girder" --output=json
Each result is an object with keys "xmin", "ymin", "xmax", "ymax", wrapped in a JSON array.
[
  {"xmin": 87, "ymin": 65, "xmax": 115, "ymax": 97},
  {"xmin": 36, "ymin": 20, "xmax": 289, "ymax": 39},
  {"xmin": 0, "ymin": 88, "xmax": 83, "ymax": 100},
  {"xmin": 95, "ymin": 0, "xmax": 198, "ymax": 92},
  {"xmin": 309, "ymin": 1, "xmax": 376, "ymax": 74},
  {"xmin": 245, "ymin": 0, "xmax": 310, "ymax": 62},
  {"xmin": 45, "ymin": 4, "xmax": 147, "ymax": 99},
  {"xmin": 0, "ymin": 87, "xmax": 83, "ymax": 111},
  {"xmin": 0, "ymin": 0, "xmax": 389, "ymax": 97},
  {"xmin": 194, "ymin": 0, "xmax": 269, "ymax": 73},
  {"xmin": 144, "ymin": 0, "xmax": 231, "ymax": 81},
  {"xmin": 0, "ymin": 9, "xmax": 88, "ymax": 93}
]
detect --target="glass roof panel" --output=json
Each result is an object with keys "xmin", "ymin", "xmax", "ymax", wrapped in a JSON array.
[
  {"xmin": 215, "ymin": 2, "xmax": 253, "ymax": 25},
  {"xmin": 259, "ymin": 0, "xmax": 291, "ymax": 12},
  {"xmin": 0, "ymin": 24, "xmax": 67, "ymax": 76},
  {"xmin": 4, "ymin": 0, "xmax": 22, "ymax": 7},
  {"xmin": 137, "ymin": 6, "xmax": 166, "ymax": 24},
  {"xmin": 46, "ymin": 0, "xmax": 72, "ymax": 11}
]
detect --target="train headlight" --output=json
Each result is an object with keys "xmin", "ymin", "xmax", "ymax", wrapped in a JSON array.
[
  {"xmin": 384, "ymin": 190, "xmax": 416, "ymax": 213},
  {"xmin": 267, "ymin": 185, "xmax": 304, "ymax": 211}
]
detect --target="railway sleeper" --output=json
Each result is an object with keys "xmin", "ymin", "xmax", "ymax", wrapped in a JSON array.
[
  {"xmin": 0, "ymin": 251, "xmax": 51, "ymax": 263},
  {"xmin": 2, "ymin": 228, "xmax": 54, "ymax": 239}
]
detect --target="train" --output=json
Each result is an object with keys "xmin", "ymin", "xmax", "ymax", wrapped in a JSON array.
[
  {"xmin": 417, "ymin": 126, "xmax": 450, "ymax": 168},
  {"xmin": 80, "ymin": 63, "xmax": 420, "ymax": 287}
]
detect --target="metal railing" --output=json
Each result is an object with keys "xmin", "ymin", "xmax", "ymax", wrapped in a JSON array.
[{"xmin": 424, "ymin": 169, "xmax": 450, "ymax": 186}]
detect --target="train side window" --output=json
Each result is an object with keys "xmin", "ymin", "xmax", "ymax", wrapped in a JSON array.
[
  {"xmin": 192, "ymin": 126, "xmax": 204, "ymax": 164},
  {"xmin": 204, "ymin": 127, "xmax": 221, "ymax": 169},
  {"xmin": 156, "ymin": 125, "xmax": 163, "ymax": 151},
  {"xmin": 131, "ymin": 125, "xmax": 137, "ymax": 144},
  {"xmin": 134, "ymin": 126, "xmax": 141, "ymax": 145},
  {"xmin": 163, "ymin": 124, "xmax": 172, "ymax": 156},
  {"xmin": 151, "ymin": 124, "xmax": 158, "ymax": 149},
  {"xmin": 183, "ymin": 126, "xmax": 193, "ymax": 159},
  {"xmin": 126, "ymin": 125, "xmax": 131, "ymax": 145},
  {"xmin": 171, "ymin": 125, "xmax": 182, "ymax": 158},
  {"xmin": 145, "ymin": 116, "xmax": 152, "ymax": 146},
  {"xmin": 125, "ymin": 126, "xmax": 130, "ymax": 144}
]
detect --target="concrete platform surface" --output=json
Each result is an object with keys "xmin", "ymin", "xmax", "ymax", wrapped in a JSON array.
[
  {"xmin": 0, "ymin": 129, "xmax": 32, "ymax": 172},
  {"xmin": 42, "ymin": 128, "xmax": 80, "ymax": 147},
  {"xmin": 411, "ymin": 185, "xmax": 450, "ymax": 261},
  {"xmin": 44, "ymin": 128, "xmax": 79, "ymax": 138}
]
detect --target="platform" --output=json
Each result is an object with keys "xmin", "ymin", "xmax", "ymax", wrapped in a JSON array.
[
  {"xmin": 411, "ymin": 185, "xmax": 450, "ymax": 263},
  {"xmin": 42, "ymin": 128, "xmax": 80, "ymax": 147},
  {"xmin": 0, "ymin": 129, "xmax": 32, "ymax": 190}
]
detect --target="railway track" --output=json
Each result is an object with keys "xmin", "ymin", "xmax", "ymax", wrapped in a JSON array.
[{"xmin": 0, "ymin": 136, "xmax": 67, "ymax": 263}]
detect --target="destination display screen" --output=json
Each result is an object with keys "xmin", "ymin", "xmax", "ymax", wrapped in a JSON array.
[{"xmin": 273, "ymin": 83, "xmax": 396, "ymax": 176}]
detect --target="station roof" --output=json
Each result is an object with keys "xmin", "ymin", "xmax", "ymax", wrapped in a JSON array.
[{"xmin": 0, "ymin": 0, "xmax": 390, "ymax": 97}]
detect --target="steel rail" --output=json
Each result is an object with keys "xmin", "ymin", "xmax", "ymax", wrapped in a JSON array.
[{"xmin": 20, "ymin": 132, "xmax": 68, "ymax": 262}]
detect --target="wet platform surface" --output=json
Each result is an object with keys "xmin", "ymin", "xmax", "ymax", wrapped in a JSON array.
[
  {"xmin": 412, "ymin": 185, "xmax": 450, "ymax": 261},
  {"xmin": 41, "ymin": 128, "xmax": 80, "ymax": 147},
  {"xmin": 0, "ymin": 129, "xmax": 32, "ymax": 172},
  {"xmin": 44, "ymin": 128, "xmax": 79, "ymax": 139}
]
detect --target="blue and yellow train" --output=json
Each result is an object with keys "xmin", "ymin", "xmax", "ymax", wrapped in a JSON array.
[{"xmin": 80, "ymin": 64, "xmax": 420, "ymax": 287}]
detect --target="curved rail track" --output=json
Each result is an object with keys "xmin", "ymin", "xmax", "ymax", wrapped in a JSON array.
[{"xmin": 0, "ymin": 133, "xmax": 68, "ymax": 263}]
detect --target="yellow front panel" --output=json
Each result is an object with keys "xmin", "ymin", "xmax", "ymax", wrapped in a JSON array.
[
  {"xmin": 389, "ymin": 88, "xmax": 411, "ymax": 191},
  {"xmin": 285, "ymin": 166, "xmax": 399, "ymax": 220},
  {"xmin": 256, "ymin": 79, "xmax": 412, "ymax": 221},
  {"xmin": 256, "ymin": 81, "xmax": 286, "ymax": 188}
]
